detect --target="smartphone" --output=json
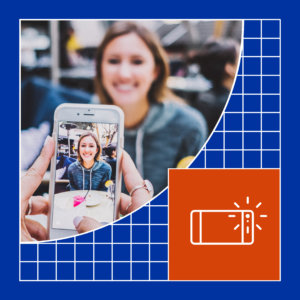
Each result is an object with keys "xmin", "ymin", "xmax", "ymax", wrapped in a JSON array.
[
  {"xmin": 47, "ymin": 104, "xmax": 124, "ymax": 240},
  {"xmin": 190, "ymin": 210, "xmax": 254, "ymax": 245}
]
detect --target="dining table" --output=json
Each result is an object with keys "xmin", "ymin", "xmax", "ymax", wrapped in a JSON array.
[{"xmin": 52, "ymin": 190, "xmax": 114, "ymax": 230}]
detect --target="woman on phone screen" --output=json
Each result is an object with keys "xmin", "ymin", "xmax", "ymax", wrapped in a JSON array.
[
  {"xmin": 94, "ymin": 21, "xmax": 207, "ymax": 196},
  {"xmin": 68, "ymin": 132, "xmax": 111, "ymax": 191}
]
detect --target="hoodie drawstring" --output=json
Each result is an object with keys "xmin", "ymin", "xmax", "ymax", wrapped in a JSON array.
[
  {"xmin": 136, "ymin": 128, "xmax": 144, "ymax": 178},
  {"xmin": 90, "ymin": 169, "xmax": 92, "ymax": 190},
  {"xmin": 82, "ymin": 167, "xmax": 93, "ymax": 190},
  {"xmin": 82, "ymin": 168, "xmax": 84, "ymax": 190}
]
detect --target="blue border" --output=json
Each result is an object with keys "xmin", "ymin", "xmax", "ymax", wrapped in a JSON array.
[{"xmin": 1, "ymin": 1, "xmax": 297, "ymax": 298}]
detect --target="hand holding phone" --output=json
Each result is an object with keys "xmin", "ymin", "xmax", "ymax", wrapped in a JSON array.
[
  {"xmin": 48, "ymin": 104, "xmax": 125, "ymax": 240},
  {"xmin": 21, "ymin": 136, "xmax": 54, "ymax": 241},
  {"xmin": 73, "ymin": 150, "xmax": 151, "ymax": 234},
  {"xmin": 20, "ymin": 138, "xmax": 151, "ymax": 241}
]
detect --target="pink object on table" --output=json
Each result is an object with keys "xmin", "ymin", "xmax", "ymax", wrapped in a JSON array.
[{"xmin": 73, "ymin": 195, "xmax": 86, "ymax": 207}]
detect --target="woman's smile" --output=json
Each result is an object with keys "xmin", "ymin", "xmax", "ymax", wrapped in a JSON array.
[{"xmin": 113, "ymin": 83, "xmax": 137, "ymax": 92}]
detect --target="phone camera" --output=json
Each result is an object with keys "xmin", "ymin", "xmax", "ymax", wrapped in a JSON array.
[
  {"xmin": 77, "ymin": 113, "xmax": 80, "ymax": 115},
  {"xmin": 88, "ymin": 109, "xmax": 90, "ymax": 111}
]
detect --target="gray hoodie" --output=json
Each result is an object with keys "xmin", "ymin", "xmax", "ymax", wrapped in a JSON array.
[
  {"xmin": 68, "ymin": 160, "xmax": 112, "ymax": 191},
  {"xmin": 123, "ymin": 101, "xmax": 207, "ymax": 196}
]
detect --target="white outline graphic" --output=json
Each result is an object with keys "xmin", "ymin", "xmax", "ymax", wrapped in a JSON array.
[{"xmin": 190, "ymin": 210, "xmax": 254, "ymax": 245}]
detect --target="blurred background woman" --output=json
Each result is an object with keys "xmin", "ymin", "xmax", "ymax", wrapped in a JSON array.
[
  {"xmin": 103, "ymin": 144, "xmax": 117, "ymax": 181},
  {"xmin": 191, "ymin": 38, "xmax": 240, "ymax": 135},
  {"xmin": 94, "ymin": 21, "xmax": 207, "ymax": 196}
]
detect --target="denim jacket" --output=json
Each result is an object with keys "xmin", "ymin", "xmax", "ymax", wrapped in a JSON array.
[{"xmin": 68, "ymin": 160, "xmax": 111, "ymax": 191}]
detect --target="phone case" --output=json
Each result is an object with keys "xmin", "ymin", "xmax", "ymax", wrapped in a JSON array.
[{"xmin": 47, "ymin": 104, "xmax": 124, "ymax": 240}]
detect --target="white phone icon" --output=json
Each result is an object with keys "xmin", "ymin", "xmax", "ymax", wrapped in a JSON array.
[{"xmin": 190, "ymin": 210, "xmax": 254, "ymax": 245}]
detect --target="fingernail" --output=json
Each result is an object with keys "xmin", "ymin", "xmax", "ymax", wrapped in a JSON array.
[
  {"xmin": 100, "ymin": 222, "xmax": 109, "ymax": 226},
  {"xmin": 73, "ymin": 216, "xmax": 84, "ymax": 228},
  {"xmin": 44, "ymin": 135, "xmax": 50, "ymax": 146}
]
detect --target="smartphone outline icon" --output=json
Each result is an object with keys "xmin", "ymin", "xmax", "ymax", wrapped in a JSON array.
[{"xmin": 190, "ymin": 210, "xmax": 254, "ymax": 245}]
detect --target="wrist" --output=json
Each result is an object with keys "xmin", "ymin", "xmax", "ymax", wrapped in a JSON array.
[{"xmin": 126, "ymin": 189, "xmax": 151, "ymax": 214}]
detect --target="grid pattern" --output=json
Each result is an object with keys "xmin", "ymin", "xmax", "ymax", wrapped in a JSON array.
[
  {"xmin": 190, "ymin": 20, "xmax": 280, "ymax": 170},
  {"xmin": 21, "ymin": 192, "xmax": 168, "ymax": 281},
  {"xmin": 20, "ymin": 20, "xmax": 281, "ymax": 281}
]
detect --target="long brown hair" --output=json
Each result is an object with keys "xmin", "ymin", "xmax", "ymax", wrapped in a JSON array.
[
  {"xmin": 77, "ymin": 132, "xmax": 101, "ymax": 163},
  {"xmin": 94, "ymin": 21, "xmax": 182, "ymax": 104}
]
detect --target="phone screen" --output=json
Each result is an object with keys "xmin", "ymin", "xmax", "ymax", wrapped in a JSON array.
[{"xmin": 52, "ymin": 121, "xmax": 118, "ymax": 230}]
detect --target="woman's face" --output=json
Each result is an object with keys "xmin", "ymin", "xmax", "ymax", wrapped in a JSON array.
[
  {"xmin": 101, "ymin": 33, "xmax": 159, "ymax": 107},
  {"xmin": 79, "ymin": 136, "xmax": 98, "ymax": 163}
]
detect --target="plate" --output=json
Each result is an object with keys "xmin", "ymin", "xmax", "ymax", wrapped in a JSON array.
[{"xmin": 85, "ymin": 192, "xmax": 103, "ymax": 207}]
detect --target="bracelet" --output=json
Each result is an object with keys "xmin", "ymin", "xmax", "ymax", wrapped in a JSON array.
[
  {"xmin": 129, "ymin": 180, "xmax": 154, "ymax": 197},
  {"xmin": 27, "ymin": 197, "xmax": 32, "ymax": 215},
  {"xmin": 125, "ymin": 202, "xmax": 132, "ymax": 215}
]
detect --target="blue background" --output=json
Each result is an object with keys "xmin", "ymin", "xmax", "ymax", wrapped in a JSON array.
[{"xmin": 1, "ymin": 1, "xmax": 298, "ymax": 299}]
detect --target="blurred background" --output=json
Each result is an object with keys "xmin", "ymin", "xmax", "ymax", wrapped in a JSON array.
[
  {"xmin": 21, "ymin": 20, "xmax": 242, "ymax": 97},
  {"xmin": 21, "ymin": 20, "xmax": 242, "ymax": 196}
]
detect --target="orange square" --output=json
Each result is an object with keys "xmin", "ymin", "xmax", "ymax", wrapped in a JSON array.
[{"xmin": 169, "ymin": 169, "xmax": 280, "ymax": 281}]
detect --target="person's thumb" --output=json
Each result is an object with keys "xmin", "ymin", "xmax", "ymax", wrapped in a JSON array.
[{"xmin": 73, "ymin": 216, "xmax": 102, "ymax": 234}]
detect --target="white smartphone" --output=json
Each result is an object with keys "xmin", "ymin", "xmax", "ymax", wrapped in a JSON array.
[{"xmin": 47, "ymin": 104, "xmax": 124, "ymax": 240}]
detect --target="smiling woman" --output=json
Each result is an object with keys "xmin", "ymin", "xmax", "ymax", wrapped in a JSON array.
[
  {"xmin": 100, "ymin": 32, "xmax": 159, "ymax": 128},
  {"xmin": 68, "ymin": 132, "xmax": 112, "ymax": 191},
  {"xmin": 94, "ymin": 21, "xmax": 208, "ymax": 196}
]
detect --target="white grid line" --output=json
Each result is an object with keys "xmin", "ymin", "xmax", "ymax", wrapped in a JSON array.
[
  {"xmin": 279, "ymin": 19, "xmax": 282, "ymax": 278},
  {"xmin": 237, "ymin": 75, "xmax": 280, "ymax": 77},
  {"xmin": 55, "ymin": 240, "xmax": 57, "ymax": 280},
  {"xmin": 149, "ymin": 199, "xmax": 151, "ymax": 280},
  {"xmin": 111, "ymin": 223, "xmax": 113, "ymax": 280},
  {"xmin": 261, "ymin": 20, "xmax": 263, "ymax": 168},
  {"xmin": 232, "ymin": 93, "xmax": 279, "ymax": 95},
  {"xmin": 242, "ymin": 37, "xmax": 244, "ymax": 168},
  {"xmin": 130, "ymin": 214, "xmax": 132, "ymax": 280},
  {"xmin": 74, "ymin": 237, "xmax": 76, "ymax": 280},
  {"xmin": 37, "ymin": 244, "xmax": 39, "ymax": 280},
  {"xmin": 246, "ymin": 56, "xmax": 280, "ymax": 58},
  {"xmin": 244, "ymin": 37, "xmax": 280, "ymax": 39},
  {"xmin": 279, "ymin": 20, "xmax": 281, "ymax": 164},
  {"xmin": 225, "ymin": 112, "xmax": 280, "ymax": 114},
  {"xmin": 93, "ymin": 230, "xmax": 95, "ymax": 280},
  {"xmin": 223, "ymin": 109, "xmax": 225, "ymax": 168},
  {"xmin": 22, "ymin": 261, "xmax": 168, "ymax": 263},
  {"xmin": 214, "ymin": 131, "xmax": 279, "ymax": 133},
  {"xmin": 204, "ymin": 144, "xmax": 206, "ymax": 168},
  {"xmin": 206, "ymin": 149, "xmax": 279, "ymax": 151},
  {"xmin": 22, "ymin": 242, "xmax": 168, "ymax": 247}
]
